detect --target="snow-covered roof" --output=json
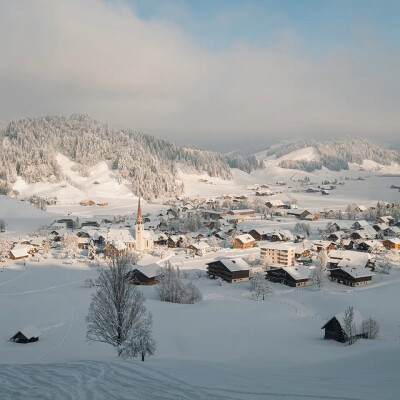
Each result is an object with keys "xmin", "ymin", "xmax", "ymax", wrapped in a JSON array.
[
  {"xmin": 338, "ymin": 266, "xmax": 374, "ymax": 279},
  {"xmin": 190, "ymin": 242, "xmax": 210, "ymax": 250},
  {"xmin": 10, "ymin": 246, "xmax": 31, "ymax": 258},
  {"xmin": 234, "ymin": 234, "xmax": 255, "ymax": 244},
  {"xmin": 384, "ymin": 238, "xmax": 400, "ymax": 245},
  {"xmin": 282, "ymin": 266, "xmax": 311, "ymax": 280},
  {"xmin": 29, "ymin": 236, "xmax": 46, "ymax": 246},
  {"xmin": 260, "ymin": 242, "xmax": 297, "ymax": 251},
  {"xmin": 329, "ymin": 250, "xmax": 371, "ymax": 268},
  {"xmin": 20, "ymin": 325, "xmax": 41, "ymax": 339},
  {"xmin": 134, "ymin": 263, "xmax": 160, "ymax": 279},
  {"xmin": 267, "ymin": 200, "xmax": 285, "ymax": 206},
  {"xmin": 218, "ymin": 257, "xmax": 251, "ymax": 272},
  {"xmin": 322, "ymin": 309, "xmax": 364, "ymax": 335},
  {"xmin": 107, "ymin": 228, "xmax": 135, "ymax": 244}
]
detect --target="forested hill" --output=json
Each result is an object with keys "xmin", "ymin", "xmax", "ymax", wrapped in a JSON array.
[
  {"xmin": 265, "ymin": 138, "xmax": 400, "ymax": 172},
  {"xmin": 0, "ymin": 115, "xmax": 261, "ymax": 199}
]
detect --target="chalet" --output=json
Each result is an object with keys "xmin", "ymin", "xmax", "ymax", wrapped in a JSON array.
[
  {"xmin": 311, "ymin": 240, "xmax": 335, "ymax": 253},
  {"xmin": 152, "ymin": 232, "xmax": 168, "ymax": 246},
  {"xmin": 188, "ymin": 242, "xmax": 210, "ymax": 256},
  {"xmin": 304, "ymin": 214, "xmax": 319, "ymax": 221},
  {"xmin": 382, "ymin": 238, "xmax": 400, "ymax": 250},
  {"xmin": 352, "ymin": 220, "xmax": 370, "ymax": 230},
  {"xmin": 233, "ymin": 234, "xmax": 255, "ymax": 249},
  {"xmin": 327, "ymin": 231, "xmax": 346, "ymax": 242},
  {"xmin": 223, "ymin": 214, "xmax": 252, "ymax": 224},
  {"xmin": 77, "ymin": 237, "xmax": 89, "ymax": 249},
  {"xmin": 265, "ymin": 200, "xmax": 286, "ymax": 209},
  {"xmin": 306, "ymin": 187, "xmax": 320, "ymax": 193},
  {"xmin": 56, "ymin": 218, "xmax": 75, "ymax": 229},
  {"xmin": 328, "ymin": 250, "xmax": 371, "ymax": 269},
  {"xmin": 387, "ymin": 226, "xmax": 400, "ymax": 237},
  {"xmin": 81, "ymin": 221, "xmax": 100, "ymax": 228},
  {"xmin": 127, "ymin": 264, "xmax": 160, "ymax": 285},
  {"xmin": 287, "ymin": 209, "xmax": 311, "ymax": 219},
  {"xmin": 206, "ymin": 258, "xmax": 250, "ymax": 283},
  {"xmin": 267, "ymin": 266, "xmax": 311, "ymax": 287},
  {"xmin": 168, "ymin": 235, "xmax": 184, "ymax": 248},
  {"xmin": 105, "ymin": 241, "xmax": 127, "ymax": 258},
  {"xmin": 9, "ymin": 247, "xmax": 30, "ymax": 260},
  {"xmin": 342, "ymin": 239, "xmax": 354, "ymax": 250},
  {"xmin": 10, "ymin": 325, "xmax": 41, "ymax": 344},
  {"xmin": 249, "ymin": 227, "xmax": 273, "ymax": 241},
  {"xmin": 29, "ymin": 236, "xmax": 47, "ymax": 249},
  {"xmin": 357, "ymin": 240, "xmax": 385, "ymax": 253},
  {"xmin": 329, "ymin": 221, "xmax": 352, "ymax": 232},
  {"xmin": 355, "ymin": 205, "xmax": 368, "ymax": 213},
  {"xmin": 377, "ymin": 216, "xmax": 395, "ymax": 226},
  {"xmin": 227, "ymin": 209, "xmax": 255, "ymax": 217},
  {"xmin": 321, "ymin": 310, "xmax": 364, "ymax": 342},
  {"xmin": 330, "ymin": 266, "xmax": 373, "ymax": 287},
  {"xmin": 373, "ymin": 223, "xmax": 389, "ymax": 234}
]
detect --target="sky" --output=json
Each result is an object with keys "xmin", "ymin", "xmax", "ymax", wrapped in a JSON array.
[{"xmin": 0, "ymin": 0, "xmax": 399, "ymax": 151}]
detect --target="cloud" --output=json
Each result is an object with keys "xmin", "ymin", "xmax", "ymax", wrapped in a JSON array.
[{"xmin": 0, "ymin": 0, "xmax": 399, "ymax": 148}]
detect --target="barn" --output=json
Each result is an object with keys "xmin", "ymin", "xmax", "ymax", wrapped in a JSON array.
[
  {"xmin": 10, "ymin": 325, "xmax": 41, "ymax": 343},
  {"xmin": 321, "ymin": 310, "xmax": 364, "ymax": 342},
  {"xmin": 127, "ymin": 264, "xmax": 160, "ymax": 285}
]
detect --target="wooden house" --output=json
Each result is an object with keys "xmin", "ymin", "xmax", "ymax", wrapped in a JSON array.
[
  {"xmin": 80, "ymin": 200, "xmax": 95, "ymax": 206},
  {"xmin": 168, "ymin": 235, "xmax": 184, "ymax": 248},
  {"xmin": 329, "ymin": 266, "xmax": 373, "ymax": 287},
  {"xmin": 321, "ymin": 310, "xmax": 364, "ymax": 343},
  {"xmin": 10, "ymin": 325, "xmax": 41, "ymax": 343},
  {"xmin": 188, "ymin": 242, "xmax": 210, "ymax": 256},
  {"xmin": 266, "ymin": 266, "xmax": 311, "ymax": 287},
  {"xmin": 105, "ymin": 241, "xmax": 127, "ymax": 258},
  {"xmin": 97, "ymin": 202, "xmax": 109, "ymax": 207},
  {"xmin": 127, "ymin": 264, "xmax": 159, "ymax": 285},
  {"xmin": 207, "ymin": 258, "xmax": 250, "ymax": 283},
  {"xmin": 233, "ymin": 234, "xmax": 255, "ymax": 249},
  {"xmin": 382, "ymin": 238, "xmax": 400, "ymax": 250}
]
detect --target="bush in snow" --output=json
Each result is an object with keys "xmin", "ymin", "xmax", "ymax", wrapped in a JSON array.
[
  {"xmin": 86, "ymin": 256, "xmax": 155, "ymax": 359},
  {"xmin": 362, "ymin": 318, "xmax": 380, "ymax": 340},
  {"xmin": 42, "ymin": 238, "xmax": 51, "ymax": 258},
  {"xmin": 155, "ymin": 263, "xmax": 202, "ymax": 304},
  {"xmin": 250, "ymin": 272, "xmax": 273, "ymax": 301},
  {"xmin": 0, "ymin": 237, "xmax": 12, "ymax": 261}
]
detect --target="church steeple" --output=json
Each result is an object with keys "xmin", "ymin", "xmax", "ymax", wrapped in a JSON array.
[{"xmin": 136, "ymin": 197, "xmax": 143, "ymax": 225}]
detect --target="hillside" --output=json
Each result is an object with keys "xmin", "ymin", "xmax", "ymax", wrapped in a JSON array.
[
  {"xmin": 0, "ymin": 115, "xmax": 261, "ymax": 200},
  {"xmin": 257, "ymin": 138, "xmax": 400, "ymax": 172}
]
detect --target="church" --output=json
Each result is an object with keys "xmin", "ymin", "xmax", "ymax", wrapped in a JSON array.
[{"xmin": 135, "ymin": 198, "xmax": 154, "ymax": 252}]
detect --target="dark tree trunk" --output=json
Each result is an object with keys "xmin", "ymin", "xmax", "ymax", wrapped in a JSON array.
[{"xmin": 142, "ymin": 353, "xmax": 145, "ymax": 362}]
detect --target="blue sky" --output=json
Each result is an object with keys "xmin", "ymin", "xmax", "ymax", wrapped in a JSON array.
[{"xmin": 121, "ymin": 0, "xmax": 400, "ymax": 53}]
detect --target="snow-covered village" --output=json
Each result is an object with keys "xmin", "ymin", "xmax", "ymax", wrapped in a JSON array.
[{"xmin": 1, "ymin": 1, "xmax": 400, "ymax": 400}]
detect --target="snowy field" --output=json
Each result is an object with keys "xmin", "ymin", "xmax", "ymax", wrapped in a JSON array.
[{"xmin": 0, "ymin": 253, "xmax": 399, "ymax": 400}]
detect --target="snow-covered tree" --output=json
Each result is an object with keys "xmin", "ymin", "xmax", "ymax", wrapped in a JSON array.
[
  {"xmin": 362, "ymin": 318, "xmax": 380, "ymax": 339},
  {"xmin": 0, "ymin": 237, "xmax": 12, "ymax": 261},
  {"xmin": 42, "ymin": 238, "xmax": 51, "ymax": 258},
  {"xmin": 86, "ymin": 256, "xmax": 152, "ymax": 357},
  {"xmin": 317, "ymin": 249, "xmax": 328, "ymax": 270},
  {"xmin": 250, "ymin": 272, "xmax": 272, "ymax": 301},
  {"xmin": 155, "ymin": 262, "xmax": 202, "ymax": 304},
  {"xmin": 120, "ymin": 312, "xmax": 156, "ymax": 361},
  {"xmin": 87, "ymin": 240, "xmax": 97, "ymax": 260},
  {"xmin": 343, "ymin": 306, "xmax": 357, "ymax": 346},
  {"xmin": 0, "ymin": 219, "xmax": 6, "ymax": 232},
  {"xmin": 376, "ymin": 250, "xmax": 400, "ymax": 274},
  {"xmin": 209, "ymin": 235, "xmax": 219, "ymax": 251},
  {"xmin": 310, "ymin": 264, "xmax": 329, "ymax": 290},
  {"xmin": 295, "ymin": 222, "xmax": 311, "ymax": 238},
  {"xmin": 62, "ymin": 233, "xmax": 80, "ymax": 259}
]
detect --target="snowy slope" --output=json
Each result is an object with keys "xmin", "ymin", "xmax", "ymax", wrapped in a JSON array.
[
  {"xmin": 273, "ymin": 146, "xmax": 321, "ymax": 163},
  {"xmin": 13, "ymin": 154, "xmax": 136, "ymax": 205}
]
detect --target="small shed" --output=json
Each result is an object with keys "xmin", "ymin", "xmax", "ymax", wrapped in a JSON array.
[
  {"xmin": 321, "ymin": 310, "xmax": 364, "ymax": 342},
  {"xmin": 10, "ymin": 325, "xmax": 41, "ymax": 343},
  {"xmin": 127, "ymin": 264, "xmax": 160, "ymax": 285}
]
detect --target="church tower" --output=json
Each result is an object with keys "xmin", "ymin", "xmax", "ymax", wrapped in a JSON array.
[{"xmin": 135, "ymin": 198, "xmax": 144, "ymax": 251}]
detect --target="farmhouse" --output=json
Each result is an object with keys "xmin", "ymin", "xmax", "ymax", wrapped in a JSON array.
[
  {"xmin": 321, "ymin": 310, "xmax": 364, "ymax": 342},
  {"xmin": 233, "ymin": 234, "xmax": 255, "ymax": 249},
  {"xmin": 127, "ymin": 264, "xmax": 160, "ymax": 285},
  {"xmin": 265, "ymin": 200, "xmax": 286, "ymax": 209},
  {"xmin": 80, "ymin": 200, "xmax": 95, "ymax": 206},
  {"xmin": 266, "ymin": 266, "xmax": 311, "ymax": 287},
  {"xmin": 328, "ymin": 250, "xmax": 371, "ymax": 269},
  {"xmin": 206, "ymin": 257, "xmax": 250, "ymax": 283},
  {"xmin": 188, "ymin": 242, "xmax": 210, "ymax": 256},
  {"xmin": 105, "ymin": 241, "xmax": 127, "ymax": 258},
  {"xmin": 9, "ymin": 246, "xmax": 32, "ymax": 260},
  {"xmin": 10, "ymin": 325, "xmax": 41, "ymax": 343},
  {"xmin": 329, "ymin": 266, "xmax": 373, "ymax": 287}
]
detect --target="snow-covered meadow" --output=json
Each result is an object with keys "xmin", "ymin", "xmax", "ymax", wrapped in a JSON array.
[{"xmin": 0, "ymin": 251, "xmax": 399, "ymax": 400}]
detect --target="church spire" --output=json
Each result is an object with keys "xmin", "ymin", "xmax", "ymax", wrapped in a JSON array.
[{"xmin": 136, "ymin": 197, "xmax": 143, "ymax": 225}]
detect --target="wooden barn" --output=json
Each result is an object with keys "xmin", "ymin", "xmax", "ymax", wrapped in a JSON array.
[
  {"xmin": 321, "ymin": 310, "xmax": 364, "ymax": 343},
  {"xmin": 266, "ymin": 266, "xmax": 311, "ymax": 287},
  {"xmin": 10, "ymin": 325, "xmax": 41, "ymax": 344},
  {"xmin": 233, "ymin": 234, "xmax": 255, "ymax": 249},
  {"xmin": 127, "ymin": 264, "xmax": 160, "ymax": 285},
  {"xmin": 206, "ymin": 258, "xmax": 250, "ymax": 283},
  {"xmin": 382, "ymin": 238, "xmax": 400, "ymax": 250},
  {"xmin": 105, "ymin": 241, "xmax": 127, "ymax": 258}
]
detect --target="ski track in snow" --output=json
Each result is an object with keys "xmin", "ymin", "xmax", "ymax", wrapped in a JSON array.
[
  {"xmin": 0, "ymin": 268, "xmax": 28, "ymax": 287},
  {"xmin": 0, "ymin": 360, "xmax": 367, "ymax": 400},
  {"xmin": 0, "ymin": 279, "xmax": 84, "ymax": 296}
]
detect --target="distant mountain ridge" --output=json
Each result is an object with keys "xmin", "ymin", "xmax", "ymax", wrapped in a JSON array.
[
  {"xmin": 0, "ymin": 114, "xmax": 261, "ymax": 200},
  {"xmin": 258, "ymin": 138, "xmax": 400, "ymax": 172}
]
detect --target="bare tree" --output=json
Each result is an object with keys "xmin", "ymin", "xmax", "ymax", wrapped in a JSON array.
[
  {"xmin": 310, "ymin": 264, "xmax": 329, "ymax": 290},
  {"xmin": 42, "ymin": 238, "xmax": 51, "ymax": 258},
  {"xmin": 209, "ymin": 235, "xmax": 219, "ymax": 251},
  {"xmin": 0, "ymin": 237, "xmax": 12, "ymax": 261},
  {"xmin": 317, "ymin": 249, "xmax": 328, "ymax": 270},
  {"xmin": 362, "ymin": 318, "xmax": 380, "ymax": 339},
  {"xmin": 86, "ymin": 256, "xmax": 152, "ymax": 357},
  {"xmin": 0, "ymin": 219, "xmax": 6, "ymax": 232},
  {"xmin": 295, "ymin": 222, "xmax": 311, "ymax": 238},
  {"xmin": 250, "ymin": 272, "xmax": 272, "ymax": 301}
]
